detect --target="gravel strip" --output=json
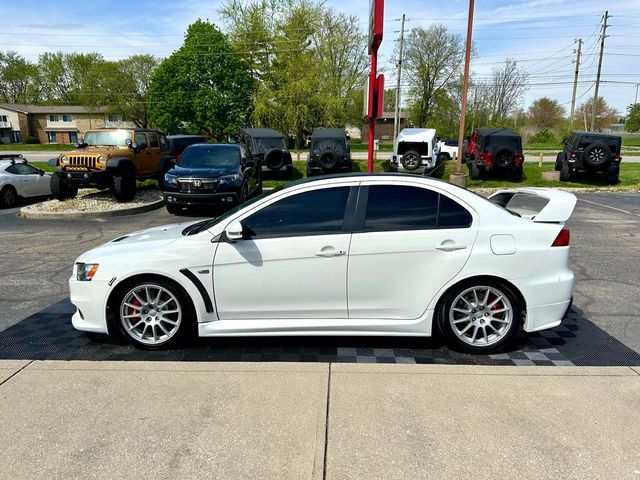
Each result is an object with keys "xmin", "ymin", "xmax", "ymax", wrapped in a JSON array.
[{"xmin": 23, "ymin": 188, "xmax": 162, "ymax": 214}]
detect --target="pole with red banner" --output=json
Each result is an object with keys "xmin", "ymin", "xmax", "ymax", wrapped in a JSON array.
[{"xmin": 367, "ymin": 0, "xmax": 384, "ymax": 173}]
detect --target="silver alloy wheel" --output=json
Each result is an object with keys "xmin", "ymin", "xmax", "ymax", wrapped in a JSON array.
[
  {"xmin": 403, "ymin": 153, "xmax": 419, "ymax": 168},
  {"xmin": 589, "ymin": 147, "xmax": 605, "ymax": 163},
  {"xmin": 449, "ymin": 285, "xmax": 513, "ymax": 347},
  {"xmin": 1, "ymin": 187, "xmax": 16, "ymax": 206},
  {"xmin": 120, "ymin": 283, "xmax": 182, "ymax": 346}
]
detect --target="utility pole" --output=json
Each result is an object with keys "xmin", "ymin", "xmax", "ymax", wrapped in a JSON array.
[
  {"xmin": 393, "ymin": 14, "xmax": 406, "ymax": 142},
  {"xmin": 590, "ymin": 11, "xmax": 609, "ymax": 132},
  {"xmin": 635, "ymin": 83, "xmax": 639, "ymax": 104},
  {"xmin": 569, "ymin": 38, "xmax": 582, "ymax": 130}
]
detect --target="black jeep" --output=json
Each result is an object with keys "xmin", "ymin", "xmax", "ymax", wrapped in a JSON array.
[
  {"xmin": 465, "ymin": 128, "xmax": 525, "ymax": 181},
  {"xmin": 306, "ymin": 128, "xmax": 352, "ymax": 176},
  {"xmin": 555, "ymin": 132, "xmax": 622, "ymax": 183},
  {"xmin": 241, "ymin": 128, "xmax": 293, "ymax": 179}
]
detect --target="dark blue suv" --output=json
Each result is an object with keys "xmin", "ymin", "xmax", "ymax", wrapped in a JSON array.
[{"xmin": 162, "ymin": 143, "xmax": 262, "ymax": 214}]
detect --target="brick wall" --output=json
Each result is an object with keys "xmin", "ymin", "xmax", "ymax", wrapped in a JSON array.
[{"xmin": 361, "ymin": 117, "xmax": 407, "ymax": 144}]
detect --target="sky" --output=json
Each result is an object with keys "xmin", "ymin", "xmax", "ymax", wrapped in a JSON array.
[{"xmin": 3, "ymin": 0, "xmax": 640, "ymax": 117}]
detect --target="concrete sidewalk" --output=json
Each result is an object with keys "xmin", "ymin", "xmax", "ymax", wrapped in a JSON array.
[{"xmin": 1, "ymin": 361, "xmax": 639, "ymax": 479}]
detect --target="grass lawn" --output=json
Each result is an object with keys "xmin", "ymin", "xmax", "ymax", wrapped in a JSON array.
[
  {"xmin": 32, "ymin": 160, "xmax": 640, "ymax": 192},
  {"xmin": 0, "ymin": 144, "xmax": 73, "ymax": 151}
]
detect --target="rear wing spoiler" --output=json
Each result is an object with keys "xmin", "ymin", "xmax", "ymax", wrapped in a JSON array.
[{"xmin": 488, "ymin": 188, "xmax": 577, "ymax": 223}]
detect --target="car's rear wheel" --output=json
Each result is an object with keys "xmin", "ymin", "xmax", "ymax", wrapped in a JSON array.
[
  {"xmin": 166, "ymin": 204, "xmax": 181, "ymax": 214},
  {"xmin": 439, "ymin": 281, "xmax": 522, "ymax": 353},
  {"xmin": 0, "ymin": 185, "xmax": 17, "ymax": 208},
  {"xmin": 468, "ymin": 159, "xmax": 481, "ymax": 180},
  {"xmin": 113, "ymin": 171, "xmax": 137, "ymax": 202},
  {"xmin": 401, "ymin": 150, "xmax": 421, "ymax": 171},
  {"xmin": 264, "ymin": 148, "xmax": 285, "ymax": 170},
  {"xmin": 117, "ymin": 280, "xmax": 192, "ymax": 350}
]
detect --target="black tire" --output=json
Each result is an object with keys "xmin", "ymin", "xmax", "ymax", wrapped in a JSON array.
[
  {"xmin": 607, "ymin": 172, "xmax": 619, "ymax": 184},
  {"xmin": 509, "ymin": 165, "xmax": 524, "ymax": 182},
  {"xmin": 400, "ymin": 150, "xmax": 421, "ymax": 171},
  {"xmin": 264, "ymin": 148, "xmax": 285, "ymax": 170},
  {"xmin": 583, "ymin": 142, "xmax": 611, "ymax": 169},
  {"xmin": 239, "ymin": 183, "xmax": 249, "ymax": 203},
  {"xmin": 494, "ymin": 149, "xmax": 514, "ymax": 169},
  {"xmin": 554, "ymin": 152, "xmax": 563, "ymax": 171},
  {"xmin": 113, "ymin": 171, "xmax": 137, "ymax": 202},
  {"xmin": 50, "ymin": 174, "xmax": 78, "ymax": 201},
  {"xmin": 468, "ymin": 159, "xmax": 481, "ymax": 180},
  {"xmin": 438, "ymin": 279, "xmax": 522, "ymax": 354},
  {"xmin": 166, "ymin": 204, "xmax": 181, "ymax": 214},
  {"xmin": 319, "ymin": 151, "xmax": 338, "ymax": 170},
  {"xmin": 559, "ymin": 160, "xmax": 571, "ymax": 182},
  {"xmin": 115, "ymin": 277, "xmax": 195, "ymax": 350},
  {"xmin": 0, "ymin": 185, "xmax": 17, "ymax": 208}
]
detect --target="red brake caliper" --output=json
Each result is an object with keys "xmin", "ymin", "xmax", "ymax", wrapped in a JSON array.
[{"xmin": 129, "ymin": 298, "xmax": 141, "ymax": 324}]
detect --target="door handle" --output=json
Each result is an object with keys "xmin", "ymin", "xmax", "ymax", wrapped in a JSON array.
[
  {"xmin": 315, "ymin": 248, "xmax": 346, "ymax": 258},
  {"xmin": 436, "ymin": 243, "xmax": 467, "ymax": 252}
]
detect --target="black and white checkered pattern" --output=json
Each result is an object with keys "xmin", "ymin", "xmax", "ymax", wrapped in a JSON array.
[{"xmin": 0, "ymin": 300, "xmax": 638, "ymax": 366}]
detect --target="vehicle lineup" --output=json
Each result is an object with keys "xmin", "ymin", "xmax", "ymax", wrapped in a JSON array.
[
  {"xmin": 70, "ymin": 173, "xmax": 576, "ymax": 353},
  {"xmin": 0, "ymin": 155, "xmax": 52, "ymax": 208}
]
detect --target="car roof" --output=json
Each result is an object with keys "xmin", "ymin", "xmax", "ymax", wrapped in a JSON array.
[
  {"xmin": 187, "ymin": 143, "xmax": 240, "ymax": 149},
  {"xmin": 241, "ymin": 128, "xmax": 285, "ymax": 139},
  {"xmin": 475, "ymin": 127, "xmax": 520, "ymax": 137},
  {"xmin": 311, "ymin": 128, "xmax": 347, "ymax": 139},
  {"xmin": 571, "ymin": 131, "xmax": 620, "ymax": 139},
  {"xmin": 92, "ymin": 127, "xmax": 165, "ymax": 133}
]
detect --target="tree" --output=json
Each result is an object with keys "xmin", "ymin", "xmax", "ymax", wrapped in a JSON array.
[
  {"xmin": 401, "ymin": 25, "xmax": 466, "ymax": 127},
  {"xmin": 383, "ymin": 89, "xmax": 396, "ymax": 112},
  {"xmin": 625, "ymin": 103, "xmax": 640, "ymax": 132},
  {"xmin": 147, "ymin": 20, "xmax": 254, "ymax": 138},
  {"xmin": 0, "ymin": 51, "xmax": 40, "ymax": 103},
  {"xmin": 486, "ymin": 59, "xmax": 528, "ymax": 124},
  {"xmin": 526, "ymin": 97, "xmax": 565, "ymax": 129},
  {"xmin": 574, "ymin": 96, "xmax": 617, "ymax": 131},
  {"xmin": 37, "ymin": 52, "xmax": 105, "ymax": 103},
  {"xmin": 83, "ymin": 55, "xmax": 159, "ymax": 127}
]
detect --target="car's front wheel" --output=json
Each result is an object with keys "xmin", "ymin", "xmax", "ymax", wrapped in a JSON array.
[
  {"xmin": 0, "ymin": 185, "xmax": 18, "ymax": 208},
  {"xmin": 117, "ymin": 279, "xmax": 193, "ymax": 349},
  {"xmin": 438, "ymin": 281, "xmax": 522, "ymax": 353}
]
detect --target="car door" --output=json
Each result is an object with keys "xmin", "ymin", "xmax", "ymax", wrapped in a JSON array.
[
  {"xmin": 213, "ymin": 184, "xmax": 357, "ymax": 320},
  {"xmin": 145, "ymin": 132, "xmax": 162, "ymax": 174},
  {"xmin": 22, "ymin": 163, "xmax": 50, "ymax": 196},
  {"xmin": 134, "ymin": 132, "xmax": 150, "ymax": 174},
  {"xmin": 6, "ymin": 163, "xmax": 43, "ymax": 197},
  {"xmin": 347, "ymin": 181, "xmax": 478, "ymax": 320}
]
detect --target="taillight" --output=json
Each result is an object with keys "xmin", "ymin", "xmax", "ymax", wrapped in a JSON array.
[
  {"xmin": 514, "ymin": 153, "xmax": 524, "ymax": 164},
  {"xmin": 614, "ymin": 154, "xmax": 621, "ymax": 162},
  {"xmin": 479, "ymin": 152, "xmax": 493, "ymax": 163},
  {"xmin": 569, "ymin": 151, "xmax": 577, "ymax": 159},
  {"xmin": 552, "ymin": 227, "xmax": 570, "ymax": 247}
]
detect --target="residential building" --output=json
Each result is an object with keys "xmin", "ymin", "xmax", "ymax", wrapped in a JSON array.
[
  {"xmin": 361, "ymin": 111, "xmax": 408, "ymax": 144},
  {"xmin": 0, "ymin": 104, "xmax": 135, "ymax": 145}
]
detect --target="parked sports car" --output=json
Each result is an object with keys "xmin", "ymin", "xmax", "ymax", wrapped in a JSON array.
[
  {"xmin": 0, "ymin": 155, "xmax": 52, "ymax": 208},
  {"xmin": 69, "ymin": 174, "xmax": 576, "ymax": 353}
]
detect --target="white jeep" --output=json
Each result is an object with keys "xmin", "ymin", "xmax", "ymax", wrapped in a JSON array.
[{"xmin": 390, "ymin": 128, "xmax": 442, "ymax": 176}]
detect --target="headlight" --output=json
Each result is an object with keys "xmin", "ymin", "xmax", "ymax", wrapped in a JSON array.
[
  {"xmin": 97, "ymin": 156, "xmax": 106, "ymax": 165},
  {"xmin": 219, "ymin": 174, "xmax": 240, "ymax": 185},
  {"xmin": 60, "ymin": 156, "xmax": 69, "ymax": 165},
  {"xmin": 76, "ymin": 263, "xmax": 99, "ymax": 281},
  {"xmin": 164, "ymin": 173, "xmax": 178, "ymax": 185}
]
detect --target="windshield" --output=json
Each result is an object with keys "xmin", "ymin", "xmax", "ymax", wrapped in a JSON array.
[
  {"xmin": 178, "ymin": 145, "xmax": 241, "ymax": 168},
  {"xmin": 311, "ymin": 138, "xmax": 346, "ymax": 153},
  {"xmin": 83, "ymin": 130, "xmax": 132, "ymax": 146},
  {"xmin": 253, "ymin": 137, "xmax": 286, "ymax": 154},
  {"xmin": 182, "ymin": 186, "xmax": 284, "ymax": 236}
]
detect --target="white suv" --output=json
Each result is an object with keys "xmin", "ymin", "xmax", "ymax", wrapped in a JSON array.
[
  {"xmin": 390, "ymin": 128, "xmax": 438, "ymax": 174},
  {"xmin": 435, "ymin": 138, "xmax": 459, "ymax": 161}
]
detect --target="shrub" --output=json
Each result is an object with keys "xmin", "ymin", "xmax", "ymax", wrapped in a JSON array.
[
  {"xmin": 528, "ymin": 128, "xmax": 558, "ymax": 144},
  {"xmin": 23, "ymin": 136, "xmax": 39, "ymax": 144}
]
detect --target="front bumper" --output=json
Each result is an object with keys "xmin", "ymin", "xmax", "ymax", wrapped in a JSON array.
[
  {"xmin": 164, "ymin": 191, "xmax": 240, "ymax": 206},
  {"xmin": 70, "ymin": 277, "xmax": 110, "ymax": 334},
  {"xmin": 57, "ymin": 169, "xmax": 110, "ymax": 186}
]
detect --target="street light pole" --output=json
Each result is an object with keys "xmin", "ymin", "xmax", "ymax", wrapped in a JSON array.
[{"xmin": 453, "ymin": 0, "xmax": 475, "ymax": 183}]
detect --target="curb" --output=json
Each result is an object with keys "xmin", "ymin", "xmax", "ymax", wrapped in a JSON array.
[{"xmin": 19, "ymin": 198, "xmax": 164, "ymax": 220}]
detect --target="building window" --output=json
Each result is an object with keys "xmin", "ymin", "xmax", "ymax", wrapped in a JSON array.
[
  {"xmin": 69, "ymin": 132, "xmax": 78, "ymax": 143},
  {"xmin": 13, "ymin": 131, "xmax": 22, "ymax": 143},
  {"xmin": 49, "ymin": 114, "xmax": 59, "ymax": 122},
  {"xmin": 47, "ymin": 132, "xmax": 57, "ymax": 144},
  {"xmin": 108, "ymin": 114, "xmax": 120, "ymax": 122},
  {"xmin": 0, "ymin": 115, "xmax": 7, "ymax": 122},
  {"xmin": 62, "ymin": 114, "xmax": 73, "ymax": 122}
]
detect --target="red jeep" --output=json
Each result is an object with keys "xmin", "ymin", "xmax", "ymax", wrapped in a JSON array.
[{"xmin": 465, "ymin": 128, "xmax": 524, "ymax": 181}]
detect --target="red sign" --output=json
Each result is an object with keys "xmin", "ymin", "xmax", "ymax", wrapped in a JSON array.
[{"xmin": 368, "ymin": 0, "xmax": 384, "ymax": 54}]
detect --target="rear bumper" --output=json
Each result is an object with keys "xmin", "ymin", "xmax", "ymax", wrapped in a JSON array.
[
  {"xmin": 262, "ymin": 164, "xmax": 291, "ymax": 172},
  {"xmin": 391, "ymin": 155, "xmax": 436, "ymax": 168},
  {"xmin": 164, "ymin": 191, "xmax": 240, "ymax": 206}
]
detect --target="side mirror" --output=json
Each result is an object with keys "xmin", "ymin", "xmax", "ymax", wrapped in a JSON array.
[
  {"xmin": 39, "ymin": 169, "xmax": 45, "ymax": 176},
  {"xmin": 224, "ymin": 221, "xmax": 244, "ymax": 242}
]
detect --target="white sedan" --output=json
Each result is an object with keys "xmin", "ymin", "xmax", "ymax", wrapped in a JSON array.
[
  {"xmin": 70, "ymin": 174, "xmax": 576, "ymax": 353},
  {"xmin": 0, "ymin": 157, "xmax": 52, "ymax": 208}
]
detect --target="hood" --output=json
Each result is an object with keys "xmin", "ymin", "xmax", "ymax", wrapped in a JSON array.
[
  {"xmin": 168, "ymin": 164, "xmax": 240, "ymax": 177},
  {"xmin": 76, "ymin": 221, "xmax": 203, "ymax": 262}
]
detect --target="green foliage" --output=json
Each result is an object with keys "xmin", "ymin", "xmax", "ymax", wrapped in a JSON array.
[
  {"xmin": 0, "ymin": 51, "xmax": 40, "ymax": 103},
  {"xmin": 625, "ymin": 103, "xmax": 640, "ymax": 132},
  {"xmin": 526, "ymin": 97, "xmax": 565, "ymax": 129},
  {"xmin": 147, "ymin": 20, "xmax": 254, "ymax": 138},
  {"xmin": 37, "ymin": 52, "xmax": 105, "ymax": 103},
  {"xmin": 528, "ymin": 128, "xmax": 558, "ymax": 144},
  {"xmin": 24, "ymin": 136, "xmax": 38, "ymax": 144}
]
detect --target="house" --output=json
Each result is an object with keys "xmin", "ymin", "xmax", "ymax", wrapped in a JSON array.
[
  {"xmin": 0, "ymin": 103, "xmax": 135, "ymax": 145},
  {"xmin": 361, "ymin": 111, "xmax": 409, "ymax": 144}
]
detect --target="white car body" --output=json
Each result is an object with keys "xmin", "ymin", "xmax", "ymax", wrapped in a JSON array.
[
  {"xmin": 70, "ymin": 174, "xmax": 576, "ymax": 350},
  {"xmin": 434, "ymin": 139, "xmax": 459, "ymax": 160},
  {"xmin": 391, "ymin": 128, "xmax": 437, "ymax": 170},
  {"xmin": 0, "ymin": 158, "xmax": 52, "ymax": 201}
]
